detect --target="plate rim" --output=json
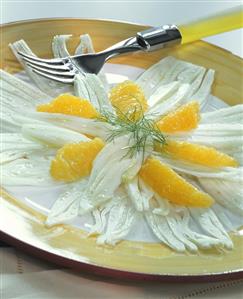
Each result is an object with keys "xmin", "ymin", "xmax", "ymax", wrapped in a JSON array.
[
  {"xmin": 1, "ymin": 187, "xmax": 243, "ymax": 282},
  {"xmin": 1, "ymin": 18, "xmax": 243, "ymax": 283},
  {"xmin": 2, "ymin": 16, "xmax": 240, "ymax": 58},
  {"xmin": 1, "ymin": 230, "xmax": 243, "ymax": 283},
  {"xmin": 0, "ymin": 17, "xmax": 150, "ymax": 29}
]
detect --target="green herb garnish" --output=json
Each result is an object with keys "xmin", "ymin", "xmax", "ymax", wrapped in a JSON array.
[{"xmin": 97, "ymin": 107, "xmax": 166, "ymax": 160}]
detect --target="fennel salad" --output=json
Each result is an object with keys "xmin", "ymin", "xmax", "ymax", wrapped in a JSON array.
[{"xmin": 1, "ymin": 33, "xmax": 243, "ymax": 253}]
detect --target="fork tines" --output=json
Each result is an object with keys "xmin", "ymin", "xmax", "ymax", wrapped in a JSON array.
[{"xmin": 17, "ymin": 52, "xmax": 76, "ymax": 83}]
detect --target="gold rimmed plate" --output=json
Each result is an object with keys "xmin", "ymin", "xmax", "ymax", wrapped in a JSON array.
[{"xmin": 1, "ymin": 18, "xmax": 243, "ymax": 282}]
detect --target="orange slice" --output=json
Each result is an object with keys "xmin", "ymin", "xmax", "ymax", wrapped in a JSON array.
[
  {"xmin": 37, "ymin": 93, "xmax": 98, "ymax": 118},
  {"xmin": 110, "ymin": 80, "xmax": 148, "ymax": 121},
  {"xmin": 155, "ymin": 140, "xmax": 238, "ymax": 168},
  {"xmin": 51, "ymin": 138, "xmax": 104, "ymax": 182},
  {"xmin": 139, "ymin": 157, "xmax": 214, "ymax": 207},
  {"xmin": 156, "ymin": 101, "xmax": 200, "ymax": 133}
]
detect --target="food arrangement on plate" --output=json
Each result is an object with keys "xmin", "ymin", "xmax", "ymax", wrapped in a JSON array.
[{"xmin": 1, "ymin": 33, "xmax": 243, "ymax": 254}]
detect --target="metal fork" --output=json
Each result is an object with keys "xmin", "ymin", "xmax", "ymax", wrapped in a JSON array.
[
  {"xmin": 18, "ymin": 25, "xmax": 182, "ymax": 84},
  {"xmin": 17, "ymin": 6, "xmax": 243, "ymax": 84}
]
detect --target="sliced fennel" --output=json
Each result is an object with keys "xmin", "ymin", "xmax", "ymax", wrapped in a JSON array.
[
  {"xmin": 75, "ymin": 34, "xmax": 95, "ymax": 55},
  {"xmin": 9, "ymin": 39, "xmax": 70, "ymax": 97},
  {"xmin": 52, "ymin": 34, "xmax": 72, "ymax": 58},
  {"xmin": 189, "ymin": 208, "xmax": 233, "ymax": 249},
  {"xmin": 1, "ymin": 154, "xmax": 56, "ymax": 186},
  {"xmin": 125, "ymin": 177, "xmax": 153, "ymax": 211},
  {"xmin": 198, "ymin": 178, "xmax": 243, "ymax": 216},
  {"xmin": 22, "ymin": 111, "xmax": 111, "ymax": 140},
  {"xmin": 138, "ymin": 56, "xmax": 214, "ymax": 110},
  {"xmin": 0, "ymin": 69, "xmax": 50, "ymax": 103},
  {"xmin": 136, "ymin": 56, "xmax": 177, "ymax": 97},
  {"xmin": 2, "ymin": 37, "xmax": 243, "ymax": 253},
  {"xmin": 86, "ymin": 135, "xmax": 141, "ymax": 204},
  {"xmin": 46, "ymin": 179, "xmax": 88, "ymax": 226},
  {"xmin": 96, "ymin": 190, "xmax": 138, "ymax": 245},
  {"xmin": 147, "ymin": 83, "xmax": 190, "ymax": 118},
  {"xmin": 154, "ymin": 154, "xmax": 243, "ymax": 182},
  {"xmin": 74, "ymin": 74, "xmax": 113, "ymax": 112},
  {"xmin": 22, "ymin": 123, "xmax": 90, "ymax": 147},
  {"xmin": 0, "ymin": 133, "xmax": 48, "ymax": 164},
  {"xmin": 201, "ymin": 105, "xmax": 243, "ymax": 124}
]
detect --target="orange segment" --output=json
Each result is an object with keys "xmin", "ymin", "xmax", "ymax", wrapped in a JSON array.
[
  {"xmin": 37, "ymin": 93, "xmax": 99, "ymax": 118},
  {"xmin": 155, "ymin": 140, "xmax": 238, "ymax": 168},
  {"xmin": 156, "ymin": 101, "xmax": 200, "ymax": 133},
  {"xmin": 139, "ymin": 157, "xmax": 214, "ymax": 207},
  {"xmin": 110, "ymin": 80, "xmax": 148, "ymax": 121},
  {"xmin": 50, "ymin": 138, "xmax": 104, "ymax": 182}
]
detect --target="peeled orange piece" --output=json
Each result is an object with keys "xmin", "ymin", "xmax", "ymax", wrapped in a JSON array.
[
  {"xmin": 37, "ymin": 94, "xmax": 98, "ymax": 118},
  {"xmin": 51, "ymin": 138, "xmax": 104, "ymax": 182},
  {"xmin": 139, "ymin": 157, "xmax": 214, "ymax": 207},
  {"xmin": 156, "ymin": 101, "xmax": 200, "ymax": 133},
  {"xmin": 110, "ymin": 80, "xmax": 148, "ymax": 121},
  {"xmin": 155, "ymin": 140, "xmax": 238, "ymax": 168}
]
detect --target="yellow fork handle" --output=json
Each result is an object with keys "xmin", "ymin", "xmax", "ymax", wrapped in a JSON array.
[{"xmin": 178, "ymin": 5, "xmax": 243, "ymax": 44}]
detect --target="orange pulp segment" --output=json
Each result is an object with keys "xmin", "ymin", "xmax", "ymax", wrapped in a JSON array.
[
  {"xmin": 50, "ymin": 138, "xmax": 104, "ymax": 182},
  {"xmin": 37, "ymin": 93, "xmax": 99, "ymax": 118},
  {"xmin": 155, "ymin": 140, "xmax": 238, "ymax": 168},
  {"xmin": 109, "ymin": 80, "xmax": 148, "ymax": 121},
  {"xmin": 139, "ymin": 157, "xmax": 214, "ymax": 207},
  {"xmin": 156, "ymin": 101, "xmax": 200, "ymax": 133}
]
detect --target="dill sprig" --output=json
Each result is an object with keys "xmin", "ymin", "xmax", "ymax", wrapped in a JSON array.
[{"xmin": 97, "ymin": 107, "xmax": 166, "ymax": 160}]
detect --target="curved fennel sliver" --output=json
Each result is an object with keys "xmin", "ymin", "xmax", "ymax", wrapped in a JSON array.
[
  {"xmin": 0, "ymin": 133, "xmax": 47, "ymax": 164},
  {"xmin": 22, "ymin": 111, "xmax": 110, "ymax": 140},
  {"xmin": 125, "ymin": 177, "xmax": 153, "ymax": 212},
  {"xmin": 96, "ymin": 193, "xmax": 138, "ymax": 246},
  {"xmin": 136, "ymin": 56, "xmax": 177, "ymax": 97},
  {"xmin": 9, "ymin": 40, "xmax": 70, "ymax": 97},
  {"xmin": 192, "ymin": 124, "xmax": 243, "ymax": 136},
  {"xmin": 46, "ymin": 180, "xmax": 88, "ymax": 226},
  {"xmin": 199, "ymin": 178, "xmax": 243, "ymax": 216},
  {"xmin": 147, "ymin": 83, "xmax": 190, "ymax": 118},
  {"xmin": 74, "ymin": 34, "xmax": 108, "ymax": 88},
  {"xmin": 22, "ymin": 123, "xmax": 90, "ymax": 147},
  {"xmin": 52, "ymin": 34, "xmax": 72, "ymax": 58},
  {"xmin": 189, "ymin": 208, "xmax": 233, "ymax": 249},
  {"xmin": 86, "ymin": 135, "xmax": 147, "ymax": 205},
  {"xmin": 0, "ymin": 69, "xmax": 50, "ymax": 104},
  {"xmin": 74, "ymin": 74, "xmax": 113, "ymax": 112},
  {"xmin": 201, "ymin": 105, "xmax": 243, "ymax": 124},
  {"xmin": 1, "ymin": 155, "xmax": 56, "ymax": 186},
  {"xmin": 141, "ymin": 56, "xmax": 214, "ymax": 112},
  {"xmin": 154, "ymin": 155, "xmax": 243, "ymax": 182}
]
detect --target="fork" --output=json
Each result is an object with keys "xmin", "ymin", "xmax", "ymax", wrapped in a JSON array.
[{"xmin": 18, "ymin": 6, "xmax": 242, "ymax": 84}]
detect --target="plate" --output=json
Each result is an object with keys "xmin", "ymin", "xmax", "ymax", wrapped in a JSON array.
[{"xmin": 1, "ymin": 18, "xmax": 243, "ymax": 282}]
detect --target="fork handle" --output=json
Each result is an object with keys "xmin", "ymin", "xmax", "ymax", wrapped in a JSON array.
[{"xmin": 137, "ymin": 5, "xmax": 243, "ymax": 50}]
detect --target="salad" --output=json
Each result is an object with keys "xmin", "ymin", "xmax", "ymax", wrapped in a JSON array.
[{"xmin": 1, "ymin": 33, "xmax": 243, "ymax": 253}]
